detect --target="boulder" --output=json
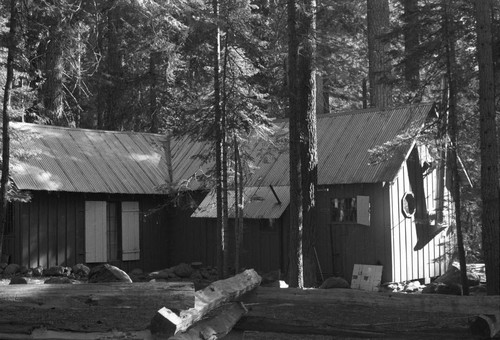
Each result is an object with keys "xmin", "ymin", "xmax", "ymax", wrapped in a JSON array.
[
  {"xmin": 0, "ymin": 262, "xmax": 8, "ymax": 270},
  {"xmin": 32, "ymin": 266, "xmax": 44, "ymax": 277},
  {"xmin": 3, "ymin": 263, "xmax": 20, "ymax": 275},
  {"xmin": 435, "ymin": 263, "xmax": 481, "ymax": 287},
  {"xmin": 172, "ymin": 263, "xmax": 193, "ymax": 278},
  {"xmin": 403, "ymin": 280, "xmax": 422, "ymax": 292},
  {"xmin": 130, "ymin": 268, "xmax": 143, "ymax": 276},
  {"xmin": 88, "ymin": 264, "xmax": 132, "ymax": 283},
  {"xmin": 319, "ymin": 277, "xmax": 350, "ymax": 289},
  {"xmin": 10, "ymin": 276, "xmax": 28, "ymax": 284},
  {"xmin": 72, "ymin": 263, "xmax": 90, "ymax": 277},
  {"xmin": 45, "ymin": 277, "xmax": 73, "ymax": 284},
  {"xmin": 149, "ymin": 268, "xmax": 176, "ymax": 280},
  {"xmin": 44, "ymin": 266, "xmax": 71, "ymax": 277}
]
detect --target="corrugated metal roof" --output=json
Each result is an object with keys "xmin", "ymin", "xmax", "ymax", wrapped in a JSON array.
[
  {"xmin": 10, "ymin": 103, "xmax": 435, "ymax": 194},
  {"xmin": 191, "ymin": 186, "xmax": 290, "ymax": 219},
  {"xmin": 246, "ymin": 103, "xmax": 435, "ymax": 186},
  {"xmin": 10, "ymin": 123, "xmax": 171, "ymax": 194}
]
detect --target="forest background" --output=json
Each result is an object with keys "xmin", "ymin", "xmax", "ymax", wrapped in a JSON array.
[{"xmin": 0, "ymin": 0, "xmax": 498, "ymax": 291}]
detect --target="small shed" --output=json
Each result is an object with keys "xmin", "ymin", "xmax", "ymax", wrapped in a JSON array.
[
  {"xmin": 4, "ymin": 123, "xmax": 173, "ymax": 272},
  {"xmin": 190, "ymin": 103, "xmax": 454, "ymax": 283}
]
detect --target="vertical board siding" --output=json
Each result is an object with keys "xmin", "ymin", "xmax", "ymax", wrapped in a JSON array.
[{"xmin": 390, "ymin": 146, "xmax": 452, "ymax": 283}]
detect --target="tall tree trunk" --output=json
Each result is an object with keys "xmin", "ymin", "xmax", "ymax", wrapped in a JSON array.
[
  {"xmin": 221, "ymin": 31, "xmax": 230, "ymax": 278},
  {"xmin": 474, "ymin": 0, "xmax": 500, "ymax": 295},
  {"xmin": 287, "ymin": 0, "xmax": 303, "ymax": 288},
  {"xmin": 234, "ymin": 137, "xmax": 244, "ymax": 273},
  {"xmin": 297, "ymin": 0, "xmax": 318, "ymax": 288},
  {"xmin": 0, "ymin": 0, "xmax": 17, "ymax": 258},
  {"xmin": 43, "ymin": 25, "xmax": 65, "ymax": 124},
  {"xmin": 444, "ymin": 0, "xmax": 469, "ymax": 296},
  {"xmin": 213, "ymin": 0, "xmax": 224, "ymax": 279},
  {"xmin": 402, "ymin": 0, "xmax": 420, "ymax": 95},
  {"xmin": 149, "ymin": 51, "xmax": 161, "ymax": 133},
  {"xmin": 367, "ymin": 0, "xmax": 392, "ymax": 108}
]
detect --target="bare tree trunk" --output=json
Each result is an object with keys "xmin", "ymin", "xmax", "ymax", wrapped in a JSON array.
[
  {"xmin": 297, "ymin": 0, "xmax": 318, "ymax": 288},
  {"xmin": 443, "ymin": 0, "xmax": 469, "ymax": 296},
  {"xmin": 0, "ymin": 0, "xmax": 17, "ymax": 258},
  {"xmin": 149, "ymin": 51, "xmax": 161, "ymax": 133},
  {"xmin": 367, "ymin": 0, "xmax": 392, "ymax": 108},
  {"xmin": 213, "ymin": 0, "xmax": 224, "ymax": 280},
  {"xmin": 287, "ymin": 0, "xmax": 303, "ymax": 288},
  {"xmin": 221, "ymin": 28, "xmax": 230, "ymax": 278},
  {"xmin": 234, "ymin": 137, "xmax": 244, "ymax": 273},
  {"xmin": 474, "ymin": 0, "xmax": 500, "ymax": 295}
]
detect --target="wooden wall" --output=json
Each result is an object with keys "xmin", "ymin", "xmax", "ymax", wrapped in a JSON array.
[
  {"xmin": 7, "ymin": 192, "xmax": 172, "ymax": 273},
  {"xmin": 313, "ymin": 183, "xmax": 392, "ymax": 283},
  {"xmin": 389, "ymin": 146, "xmax": 453, "ymax": 283}
]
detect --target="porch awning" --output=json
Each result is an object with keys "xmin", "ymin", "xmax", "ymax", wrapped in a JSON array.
[{"xmin": 191, "ymin": 186, "xmax": 290, "ymax": 219}]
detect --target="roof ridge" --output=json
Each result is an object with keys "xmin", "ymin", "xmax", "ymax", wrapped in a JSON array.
[{"xmin": 10, "ymin": 121, "xmax": 166, "ymax": 138}]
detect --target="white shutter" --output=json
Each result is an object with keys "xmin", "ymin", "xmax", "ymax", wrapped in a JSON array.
[
  {"xmin": 357, "ymin": 195, "xmax": 370, "ymax": 226},
  {"xmin": 121, "ymin": 201, "xmax": 140, "ymax": 261},
  {"xmin": 85, "ymin": 201, "xmax": 107, "ymax": 262}
]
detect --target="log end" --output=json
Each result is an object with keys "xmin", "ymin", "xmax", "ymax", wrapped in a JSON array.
[{"xmin": 150, "ymin": 307, "xmax": 181, "ymax": 336}]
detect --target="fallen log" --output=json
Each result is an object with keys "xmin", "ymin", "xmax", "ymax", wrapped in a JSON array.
[
  {"xmin": 235, "ymin": 287, "xmax": 500, "ymax": 338},
  {"xmin": 151, "ymin": 269, "xmax": 261, "ymax": 337},
  {"xmin": 0, "ymin": 282, "xmax": 194, "ymax": 334},
  {"xmin": 240, "ymin": 287, "xmax": 500, "ymax": 316},
  {"xmin": 170, "ymin": 302, "xmax": 247, "ymax": 340}
]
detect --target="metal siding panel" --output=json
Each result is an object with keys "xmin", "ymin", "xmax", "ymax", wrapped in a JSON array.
[{"xmin": 121, "ymin": 201, "xmax": 140, "ymax": 261}]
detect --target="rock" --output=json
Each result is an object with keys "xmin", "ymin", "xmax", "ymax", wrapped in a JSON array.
[
  {"xmin": 4, "ymin": 263, "xmax": 20, "ymax": 275},
  {"xmin": 32, "ymin": 266, "xmax": 44, "ymax": 277},
  {"xmin": 436, "ymin": 282, "xmax": 463, "ymax": 295},
  {"xmin": 45, "ymin": 277, "xmax": 73, "ymax": 284},
  {"xmin": 130, "ymin": 268, "xmax": 143, "ymax": 276},
  {"xmin": 190, "ymin": 270, "xmax": 203, "ymax": 280},
  {"xmin": 44, "ymin": 266, "xmax": 71, "ymax": 277},
  {"xmin": 10, "ymin": 276, "xmax": 28, "ymax": 284},
  {"xmin": 435, "ymin": 263, "xmax": 481, "ymax": 287},
  {"xmin": 172, "ymin": 263, "xmax": 193, "ymax": 278},
  {"xmin": 403, "ymin": 280, "xmax": 422, "ymax": 292},
  {"xmin": 0, "ymin": 262, "xmax": 8, "ymax": 270},
  {"xmin": 261, "ymin": 270, "xmax": 281, "ymax": 285},
  {"xmin": 149, "ymin": 268, "xmax": 175, "ymax": 280},
  {"xmin": 319, "ymin": 277, "xmax": 350, "ymax": 289},
  {"xmin": 191, "ymin": 262, "xmax": 203, "ymax": 269},
  {"xmin": 72, "ymin": 263, "xmax": 90, "ymax": 277},
  {"xmin": 88, "ymin": 264, "xmax": 132, "ymax": 283}
]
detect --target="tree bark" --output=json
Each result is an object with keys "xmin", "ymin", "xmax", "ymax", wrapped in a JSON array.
[
  {"xmin": 474, "ymin": 0, "xmax": 500, "ymax": 295},
  {"xmin": 443, "ymin": 0, "xmax": 469, "ymax": 296},
  {"xmin": 367, "ymin": 0, "xmax": 392, "ymax": 108},
  {"xmin": 43, "ymin": 24, "xmax": 65, "ymax": 124},
  {"xmin": 402, "ymin": 0, "xmax": 420, "ymax": 94},
  {"xmin": 0, "ymin": 0, "xmax": 17, "ymax": 258},
  {"xmin": 287, "ymin": 0, "xmax": 303, "ymax": 288},
  {"xmin": 297, "ymin": 0, "xmax": 318, "ymax": 288}
]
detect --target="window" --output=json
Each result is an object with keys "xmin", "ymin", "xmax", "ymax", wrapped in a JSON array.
[
  {"xmin": 85, "ymin": 201, "xmax": 140, "ymax": 263},
  {"xmin": 331, "ymin": 196, "xmax": 370, "ymax": 226}
]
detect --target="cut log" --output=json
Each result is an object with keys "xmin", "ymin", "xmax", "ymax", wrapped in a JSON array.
[
  {"xmin": 170, "ymin": 302, "xmax": 247, "ymax": 340},
  {"xmin": 235, "ymin": 287, "xmax": 500, "ymax": 338},
  {"xmin": 471, "ymin": 314, "xmax": 500, "ymax": 338},
  {"xmin": 152, "ymin": 269, "xmax": 261, "ymax": 336},
  {"xmin": 0, "ymin": 282, "xmax": 194, "ymax": 334}
]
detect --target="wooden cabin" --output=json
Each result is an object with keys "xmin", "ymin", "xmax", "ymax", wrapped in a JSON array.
[{"xmin": 190, "ymin": 103, "xmax": 455, "ymax": 283}]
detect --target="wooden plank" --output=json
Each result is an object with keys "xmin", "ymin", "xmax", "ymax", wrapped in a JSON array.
[
  {"xmin": 152, "ymin": 269, "xmax": 261, "ymax": 336},
  {"xmin": 57, "ymin": 197, "xmax": 67, "ymax": 265},
  {"xmin": 29, "ymin": 199, "xmax": 39, "ymax": 268},
  {"xmin": 0, "ymin": 282, "xmax": 194, "ymax": 334},
  {"xmin": 84, "ymin": 201, "xmax": 107, "ymax": 263},
  {"xmin": 66, "ymin": 194, "xmax": 76, "ymax": 266},
  {"xmin": 38, "ymin": 196, "xmax": 48, "ymax": 268},
  {"xmin": 47, "ymin": 197, "xmax": 58, "ymax": 267},
  {"xmin": 121, "ymin": 201, "xmax": 140, "ymax": 261}
]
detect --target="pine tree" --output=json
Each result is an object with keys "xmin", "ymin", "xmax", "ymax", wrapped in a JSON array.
[{"xmin": 474, "ymin": 0, "xmax": 500, "ymax": 295}]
